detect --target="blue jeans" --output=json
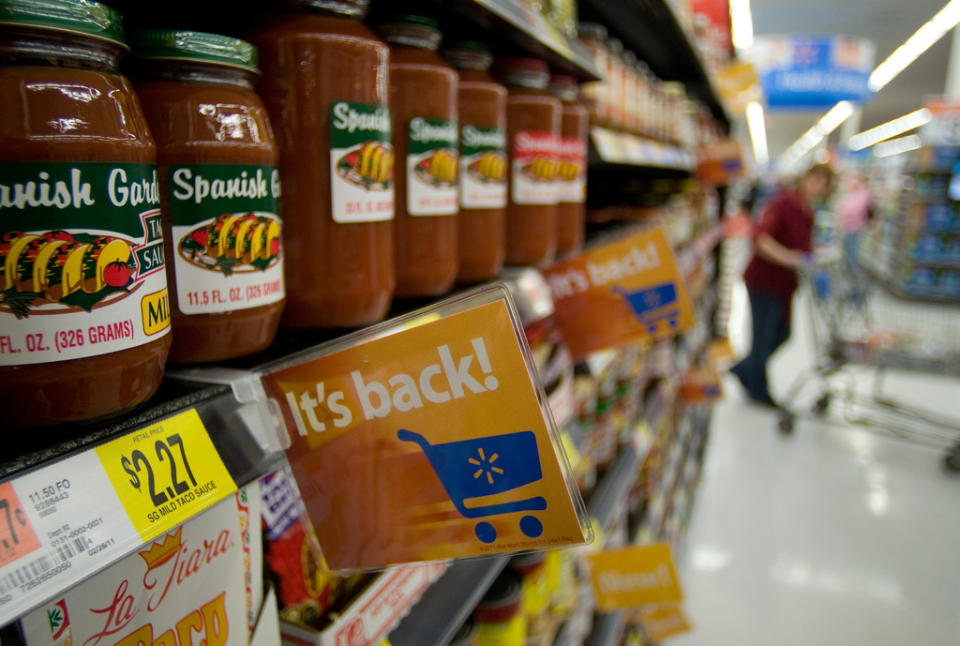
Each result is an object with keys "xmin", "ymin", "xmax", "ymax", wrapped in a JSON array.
[
  {"xmin": 731, "ymin": 288, "xmax": 791, "ymax": 404},
  {"xmin": 843, "ymin": 232, "xmax": 860, "ymax": 275}
]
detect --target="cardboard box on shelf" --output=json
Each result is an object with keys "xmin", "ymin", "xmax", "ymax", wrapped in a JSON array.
[
  {"xmin": 278, "ymin": 563, "xmax": 448, "ymax": 646},
  {"xmin": 19, "ymin": 487, "xmax": 258, "ymax": 646}
]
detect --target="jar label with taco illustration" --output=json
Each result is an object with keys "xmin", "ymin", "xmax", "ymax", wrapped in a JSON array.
[
  {"xmin": 0, "ymin": 162, "xmax": 169, "ymax": 366},
  {"xmin": 169, "ymin": 164, "xmax": 284, "ymax": 315},
  {"xmin": 556, "ymin": 136, "xmax": 587, "ymax": 203},
  {"xmin": 407, "ymin": 117, "xmax": 459, "ymax": 216},
  {"xmin": 329, "ymin": 101, "xmax": 394, "ymax": 223},
  {"xmin": 459, "ymin": 124, "xmax": 507, "ymax": 209},
  {"xmin": 512, "ymin": 131, "xmax": 559, "ymax": 205}
]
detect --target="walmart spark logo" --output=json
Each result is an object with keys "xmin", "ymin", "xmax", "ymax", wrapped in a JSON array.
[{"xmin": 469, "ymin": 447, "xmax": 503, "ymax": 484}]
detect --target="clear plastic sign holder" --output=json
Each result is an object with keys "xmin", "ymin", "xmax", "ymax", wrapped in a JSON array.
[{"xmin": 196, "ymin": 284, "xmax": 592, "ymax": 572}]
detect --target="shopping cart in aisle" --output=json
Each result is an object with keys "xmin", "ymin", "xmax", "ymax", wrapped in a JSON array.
[
  {"xmin": 397, "ymin": 429, "xmax": 548, "ymax": 543},
  {"xmin": 778, "ymin": 260, "xmax": 960, "ymax": 471}
]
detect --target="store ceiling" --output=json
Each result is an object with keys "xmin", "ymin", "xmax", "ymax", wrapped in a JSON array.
[{"xmin": 752, "ymin": 0, "xmax": 952, "ymax": 160}]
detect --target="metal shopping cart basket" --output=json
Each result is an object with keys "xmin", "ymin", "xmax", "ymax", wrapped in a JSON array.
[
  {"xmin": 398, "ymin": 429, "xmax": 548, "ymax": 543},
  {"xmin": 778, "ymin": 260, "xmax": 960, "ymax": 471}
]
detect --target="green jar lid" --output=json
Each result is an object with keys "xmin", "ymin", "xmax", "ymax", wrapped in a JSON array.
[
  {"xmin": 0, "ymin": 0, "xmax": 125, "ymax": 47},
  {"xmin": 129, "ymin": 30, "xmax": 259, "ymax": 73},
  {"xmin": 444, "ymin": 39, "xmax": 488, "ymax": 52}
]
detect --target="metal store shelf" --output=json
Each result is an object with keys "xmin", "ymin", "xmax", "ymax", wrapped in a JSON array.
[
  {"xmin": 589, "ymin": 127, "xmax": 695, "ymax": 171},
  {"xmin": 444, "ymin": 0, "xmax": 603, "ymax": 80},
  {"xmin": 585, "ymin": 611, "xmax": 628, "ymax": 646},
  {"xmin": 389, "ymin": 556, "xmax": 510, "ymax": 646},
  {"xmin": 0, "ymin": 382, "xmax": 284, "ymax": 628},
  {"xmin": 579, "ymin": 0, "xmax": 730, "ymax": 129}
]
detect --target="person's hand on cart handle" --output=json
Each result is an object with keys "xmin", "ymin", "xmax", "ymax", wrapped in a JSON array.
[{"xmin": 756, "ymin": 232, "xmax": 809, "ymax": 269}]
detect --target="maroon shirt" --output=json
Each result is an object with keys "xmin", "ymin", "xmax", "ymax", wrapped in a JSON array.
[{"xmin": 743, "ymin": 188, "xmax": 813, "ymax": 299}]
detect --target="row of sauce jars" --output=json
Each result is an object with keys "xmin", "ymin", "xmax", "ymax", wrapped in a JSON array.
[
  {"xmin": 0, "ymin": 2, "xmax": 295, "ymax": 428},
  {"xmin": 579, "ymin": 21, "xmax": 688, "ymax": 145},
  {"xmin": 261, "ymin": 9, "xmax": 589, "ymax": 322},
  {"xmin": 0, "ymin": 0, "xmax": 588, "ymax": 428}
]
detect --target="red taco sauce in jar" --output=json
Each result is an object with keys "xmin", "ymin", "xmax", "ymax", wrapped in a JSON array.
[
  {"xmin": 377, "ymin": 15, "xmax": 458, "ymax": 298},
  {"xmin": 250, "ymin": 0, "xmax": 394, "ymax": 328},
  {"xmin": 549, "ymin": 75, "xmax": 587, "ymax": 257},
  {"xmin": 0, "ymin": 0, "xmax": 171, "ymax": 428},
  {"xmin": 130, "ymin": 31, "xmax": 284, "ymax": 363},
  {"xmin": 444, "ymin": 41, "xmax": 507, "ymax": 284},
  {"xmin": 496, "ymin": 57, "xmax": 560, "ymax": 268}
]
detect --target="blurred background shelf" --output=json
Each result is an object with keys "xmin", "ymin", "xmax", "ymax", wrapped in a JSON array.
[{"xmin": 579, "ymin": 0, "xmax": 730, "ymax": 129}]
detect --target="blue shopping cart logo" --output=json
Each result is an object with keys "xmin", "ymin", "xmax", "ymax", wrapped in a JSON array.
[
  {"xmin": 612, "ymin": 282, "xmax": 680, "ymax": 335},
  {"xmin": 398, "ymin": 429, "xmax": 547, "ymax": 544}
]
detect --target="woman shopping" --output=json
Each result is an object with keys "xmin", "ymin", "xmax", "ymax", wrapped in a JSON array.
[{"xmin": 731, "ymin": 164, "xmax": 835, "ymax": 407}]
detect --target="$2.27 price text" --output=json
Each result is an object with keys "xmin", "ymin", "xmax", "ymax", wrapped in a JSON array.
[{"xmin": 117, "ymin": 432, "xmax": 219, "ymax": 525}]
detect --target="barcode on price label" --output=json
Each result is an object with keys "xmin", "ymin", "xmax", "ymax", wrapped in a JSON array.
[
  {"xmin": 0, "ymin": 550, "xmax": 67, "ymax": 596},
  {"xmin": 53, "ymin": 536, "xmax": 91, "ymax": 562}
]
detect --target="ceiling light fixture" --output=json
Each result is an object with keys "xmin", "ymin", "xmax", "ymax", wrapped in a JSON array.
[
  {"xmin": 781, "ymin": 101, "xmax": 855, "ymax": 167},
  {"xmin": 746, "ymin": 101, "xmax": 769, "ymax": 165},
  {"xmin": 869, "ymin": 0, "xmax": 960, "ymax": 92},
  {"xmin": 848, "ymin": 108, "xmax": 932, "ymax": 150},
  {"xmin": 874, "ymin": 134, "xmax": 922, "ymax": 158},
  {"xmin": 729, "ymin": 0, "xmax": 754, "ymax": 52}
]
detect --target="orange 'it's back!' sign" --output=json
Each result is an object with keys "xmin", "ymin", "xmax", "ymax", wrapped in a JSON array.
[
  {"xmin": 259, "ymin": 289, "xmax": 587, "ymax": 570},
  {"xmin": 543, "ymin": 227, "xmax": 694, "ymax": 359}
]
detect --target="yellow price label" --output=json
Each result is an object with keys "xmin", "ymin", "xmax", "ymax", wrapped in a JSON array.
[
  {"xmin": 587, "ymin": 542, "xmax": 683, "ymax": 611},
  {"xmin": 638, "ymin": 602, "xmax": 692, "ymax": 642},
  {"xmin": 96, "ymin": 409, "xmax": 237, "ymax": 542}
]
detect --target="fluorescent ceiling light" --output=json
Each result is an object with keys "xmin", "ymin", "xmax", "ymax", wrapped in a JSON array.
[
  {"xmin": 848, "ymin": 108, "xmax": 932, "ymax": 150},
  {"xmin": 746, "ymin": 101, "xmax": 769, "ymax": 165},
  {"xmin": 730, "ymin": 0, "xmax": 754, "ymax": 51},
  {"xmin": 874, "ymin": 134, "xmax": 922, "ymax": 158},
  {"xmin": 782, "ymin": 101, "xmax": 855, "ymax": 163},
  {"xmin": 869, "ymin": 0, "xmax": 960, "ymax": 91}
]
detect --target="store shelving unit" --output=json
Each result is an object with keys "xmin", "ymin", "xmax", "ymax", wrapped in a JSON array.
[
  {"xmin": 579, "ymin": 0, "xmax": 730, "ymax": 130},
  {"xmin": 1, "ymin": 2, "xmax": 732, "ymax": 643},
  {"xmin": 389, "ymin": 556, "xmax": 510, "ymax": 646},
  {"xmin": 443, "ymin": 0, "xmax": 602, "ymax": 80},
  {"xmin": 590, "ymin": 127, "xmax": 695, "ymax": 172},
  {"xmin": 584, "ymin": 612, "xmax": 628, "ymax": 646},
  {"xmin": 861, "ymin": 146, "xmax": 960, "ymax": 302},
  {"xmin": 0, "ymin": 382, "xmax": 284, "ymax": 627}
]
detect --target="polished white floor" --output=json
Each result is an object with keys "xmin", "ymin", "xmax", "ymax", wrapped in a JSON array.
[{"xmin": 673, "ymin": 271, "xmax": 960, "ymax": 645}]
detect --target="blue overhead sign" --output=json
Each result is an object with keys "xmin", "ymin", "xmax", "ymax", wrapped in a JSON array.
[{"xmin": 753, "ymin": 35, "xmax": 875, "ymax": 109}]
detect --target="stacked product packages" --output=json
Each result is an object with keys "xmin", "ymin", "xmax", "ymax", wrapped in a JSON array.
[{"xmin": 15, "ymin": 486, "xmax": 270, "ymax": 646}]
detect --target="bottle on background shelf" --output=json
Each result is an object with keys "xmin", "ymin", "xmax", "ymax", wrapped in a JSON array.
[
  {"xmin": 549, "ymin": 74, "xmax": 588, "ymax": 258},
  {"xmin": 444, "ymin": 40, "xmax": 507, "ymax": 284},
  {"xmin": 130, "ymin": 30, "xmax": 284, "ymax": 363},
  {"xmin": 377, "ymin": 14, "xmax": 459, "ymax": 298},
  {"xmin": 496, "ymin": 57, "xmax": 561, "ymax": 268},
  {"xmin": 251, "ymin": 0, "xmax": 395, "ymax": 329},
  {"xmin": 0, "ymin": 0, "xmax": 170, "ymax": 427}
]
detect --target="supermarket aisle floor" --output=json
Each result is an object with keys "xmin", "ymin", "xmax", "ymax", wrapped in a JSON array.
[{"xmin": 673, "ymin": 282, "xmax": 960, "ymax": 646}]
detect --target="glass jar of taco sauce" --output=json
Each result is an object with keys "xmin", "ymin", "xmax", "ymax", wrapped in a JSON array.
[
  {"xmin": 251, "ymin": 0, "xmax": 394, "ymax": 328},
  {"xmin": 444, "ymin": 41, "xmax": 506, "ymax": 284},
  {"xmin": 577, "ymin": 23, "xmax": 608, "ymax": 126},
  {"xmin": 378, "ymin": 15, "xmax": 458, "ymax": 298},
  {"xmin": 549, "ymin": 75, "xmax": 587, "ymax": 258},
  {"xmin": 496, "ymin": 57, "xmax": 560, "ymax": 268},
  {"xmin": 131, "ymin": 31, "xmax": 284, "ymax": 363},
  {"xmin": 0, "ymin": 0, "xmax": 171, "ymax": 428}
]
